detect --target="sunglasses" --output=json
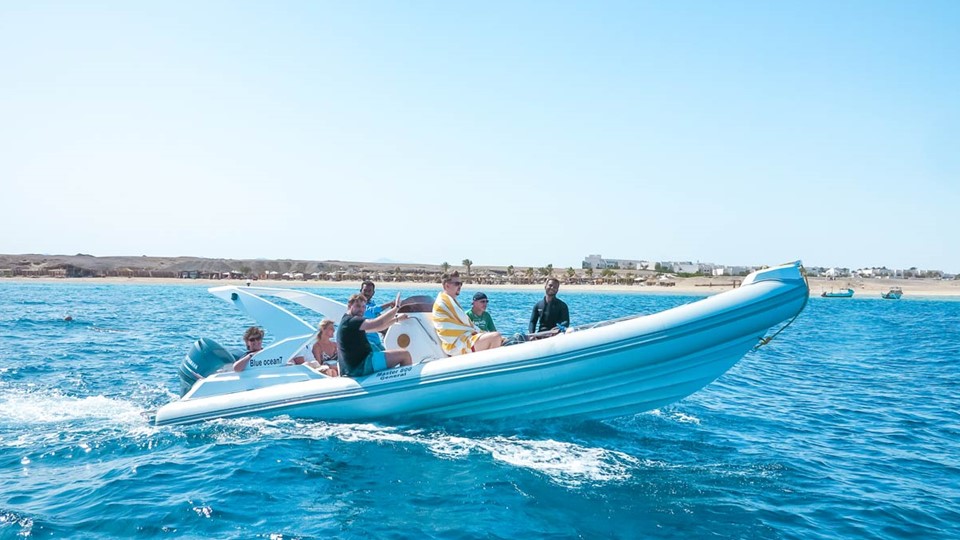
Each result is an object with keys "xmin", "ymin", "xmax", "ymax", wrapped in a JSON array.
[
  {"xmin": 450, "ymin": 281, "xmax": 462, "ymax": 286},
  {"xmin": 247, "ymin": 337, "xmax": 263, "ymax": 342}
]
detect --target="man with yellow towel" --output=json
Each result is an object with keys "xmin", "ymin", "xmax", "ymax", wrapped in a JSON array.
[{"xmin": 432, "ymin": 271, "xmax": 502, "ymax": 356}]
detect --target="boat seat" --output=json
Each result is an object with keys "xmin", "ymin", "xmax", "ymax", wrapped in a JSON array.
[
  {"xmin": 398, "ymin": 295, "xmax": 434, "ymax": 313},
  {"xmin": 383, "ymin": 312, "xmax": 444, "ymax": 364}
]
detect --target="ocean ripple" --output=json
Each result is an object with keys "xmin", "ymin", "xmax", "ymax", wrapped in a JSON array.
[{"xmin": 1, "ymin": 283, "xmax": 959, "ymax": 538}]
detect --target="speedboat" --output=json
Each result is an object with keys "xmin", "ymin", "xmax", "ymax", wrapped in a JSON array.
[
  {"xmin": 152, "ymin": 261, "xmax": 809, "ymax": 426},
  {"xmin": 821, "ymin": 288, "xmax": 854, "ymax": 298},
  {"xmin": 881, "ymin": 287, "xmax": 903, "ymax": 299}
]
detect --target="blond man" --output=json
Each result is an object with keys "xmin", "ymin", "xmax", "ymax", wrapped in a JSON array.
[{"xmin": 432, "ymin": 271, "xmax": 502, "ymax": 356}]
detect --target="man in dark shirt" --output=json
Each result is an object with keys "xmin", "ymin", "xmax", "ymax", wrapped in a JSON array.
[
  {"xmin": 337, "ymin": 293, "xmax": 412, "ymax": 377},
  {"xmin": 232, "ymin": 326, "xmax": 265, "ymax": 372},
  {"xmin": 529, "ymin": 278, "xmax": 570, "ymax": 333}
]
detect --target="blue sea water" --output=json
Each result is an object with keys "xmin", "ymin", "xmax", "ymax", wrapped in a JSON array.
[{"xmin": 1, "ymin": 282, "xmax": 959, "ymax": 539}]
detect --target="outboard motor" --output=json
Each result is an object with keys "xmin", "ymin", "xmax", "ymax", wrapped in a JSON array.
[{"xmin": 178, "ymin": 337, "xmax": 236, "ymax": 396}]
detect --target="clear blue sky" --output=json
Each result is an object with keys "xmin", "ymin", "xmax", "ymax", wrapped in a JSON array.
[{"xmin": 2, "ymin": 2, "xmax": 958, "ymax": 272}]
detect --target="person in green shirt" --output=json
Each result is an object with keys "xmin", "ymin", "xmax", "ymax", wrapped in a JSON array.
[{"xmin": 465, "ymin": 292, "xmax": 497, "ymax": 333}]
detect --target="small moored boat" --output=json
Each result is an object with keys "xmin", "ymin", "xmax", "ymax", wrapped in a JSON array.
[
  {"xmin": 881, "ymin": 287, "xmax": 903, "ymax": 299},
  {"xmin": 821, "ymin": 288, "xmax": 854, "ymax": 298},
  {"xmin": 152, "ymin": 261, "xmax": 809, "ymax": 426}
]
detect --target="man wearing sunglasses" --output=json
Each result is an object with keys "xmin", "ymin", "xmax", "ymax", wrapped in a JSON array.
[
  {"xmin": 232, "ymin": 326, "xmax": 265, "ymax": 372},
  {"xmin": 465, "ymin": 292, "xmax": 497, "ymax": 333},
  {"xmin": 432, "ymin": 271, "xmax": 502, "ymax": 356}
]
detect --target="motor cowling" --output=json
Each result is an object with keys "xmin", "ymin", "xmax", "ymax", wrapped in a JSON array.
[{"xmin": 178, "ymin": 337, "xmax": 236, "ymax": 396}]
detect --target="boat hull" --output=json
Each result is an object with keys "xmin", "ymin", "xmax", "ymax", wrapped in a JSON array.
[
  {"xmin": 153, "ymin": 262, "xmax": 809, "ymax": 426},
  {"xmin": 881, "ymin": 289, "xmax": 903, "ymax": 299},
  {"xmin": 821, "ymin": 288, "xmax": 854, "ymax": 298}
]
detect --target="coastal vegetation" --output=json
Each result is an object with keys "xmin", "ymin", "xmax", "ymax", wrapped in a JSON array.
[
  {"xmin": 0, "ymin": 253, "xmax": 671, "ymax": 285},
  {"xmin": 1, "ymin": 254, "xmax": 956, "ymax": 293}
]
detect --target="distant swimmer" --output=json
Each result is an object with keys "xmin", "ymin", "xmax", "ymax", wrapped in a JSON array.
[{"xmin": 63, "ymin": 315, "xmax": 73, "ymax": 322}]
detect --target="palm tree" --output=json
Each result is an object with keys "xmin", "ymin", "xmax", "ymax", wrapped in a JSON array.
[
  {"xmin": 566, "ymin": 267, "xmax": 576, "ymax": 281},
  {"xmin": 585, "ymin": 267, "xmax": 594, "ymax": 280},
  {"xmin": 462, "ymin": 259, "xmax": 473, "ymax": 281},
  {"xmin": 441, "ymin": 262, "xmax": 450, "ymax": 274},
  {"xmin": 524, "ymin": 267, "xmax": 535, "ymax": 283},
  {"xmin": 546, "ymin": 264, "xmax": 554, "ymax": 277}
]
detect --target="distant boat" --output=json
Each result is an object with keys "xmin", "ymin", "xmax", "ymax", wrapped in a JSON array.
[
  {"xmin": 881, "ymin": 287, "xmax": 903, "ymax": 300},
  {"xmin": 821, "ymin": 288, "xmax": 854, "ymax": 298}
]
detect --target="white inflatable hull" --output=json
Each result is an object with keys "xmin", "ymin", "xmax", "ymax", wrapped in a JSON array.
[{"xmin": 153, "ymin": 262, "xmax": 808, "ymax": 426}]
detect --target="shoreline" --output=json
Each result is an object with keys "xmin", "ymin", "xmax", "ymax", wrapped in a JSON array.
[{"xmin": 4, "ymin": 276, "xmax": 959, "ymax": 297}]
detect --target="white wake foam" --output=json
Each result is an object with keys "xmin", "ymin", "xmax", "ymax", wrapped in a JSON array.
[
  {"xmin": 650, "ymin": 408, "xmax": 702, "ymax": 424},
  {"xmin": 432, "ymin": 434, "xmax": 641, "ymax": 486},
  {"xmin": 0, "ymin": 388, "xmax": 146, "ymax": 426},
  {"xmin": 224, "ymin": 418, "xmax": 644, "ymax": 487}
]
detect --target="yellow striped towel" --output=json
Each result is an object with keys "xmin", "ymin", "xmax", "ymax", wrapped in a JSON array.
[{"xmin": 432, "ymin": 291, "xmax": 480, "ymax": 356}]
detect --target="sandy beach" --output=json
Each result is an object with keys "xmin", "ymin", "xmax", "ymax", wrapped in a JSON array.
[
  {"xmin": 5, "ymin": 275, "xmax": 959, "ymax": 298},
  {"xmin": 4, "ymin": 254, "xmax": 958, "ymax": 297}
]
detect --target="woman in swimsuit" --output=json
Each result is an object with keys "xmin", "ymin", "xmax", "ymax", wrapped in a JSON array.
[{"xmin": 312, "ymin": 319, "xmax": 340, "ymax": 377}]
